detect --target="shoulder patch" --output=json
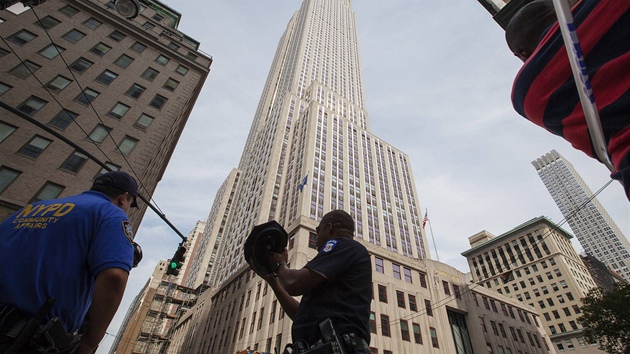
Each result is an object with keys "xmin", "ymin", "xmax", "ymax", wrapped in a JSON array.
[
  {"xmin": 122, "ymin": 221, "xmax": 134, "ymax": 242},
  {"xmin": 322, "ymin": 240, "xmax": 337, "ymax": 253}
]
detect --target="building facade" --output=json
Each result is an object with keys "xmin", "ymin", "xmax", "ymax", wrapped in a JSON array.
[
  {"xmin": 108, "ymin": 260, "xmax": 198, "ymax": 354},
  {"xmin": 0, "ymin": 0, "xmax": 211, "ymax": 227},
  {"xmin": 532, "ymin": 150, "xmax": 630, "ymax": 282},
  {"xmin": 178, "ymin": 240, "xmax": 552, "ymax": 354},
  {"xmin": 462, "ymin": 216, "xmax": 604, "ymax": 354}
]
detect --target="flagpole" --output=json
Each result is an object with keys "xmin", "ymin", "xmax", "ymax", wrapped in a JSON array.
[{"xmin": 428, "ymin": 218, "xmax": 439, "ymax": 262}]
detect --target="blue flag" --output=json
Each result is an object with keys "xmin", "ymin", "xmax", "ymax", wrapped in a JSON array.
[{"xmin": 298, "ymin": 174, "xmax": 308, "ymax": 192}]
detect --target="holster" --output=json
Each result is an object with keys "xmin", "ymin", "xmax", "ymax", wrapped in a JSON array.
[
  {"xmin": 284, "ymin": 319, "xmax": 347, "ymax": 354},
  {"xmin": 0, "ymin": 300, "xmax": 80, "ymax": 354}
]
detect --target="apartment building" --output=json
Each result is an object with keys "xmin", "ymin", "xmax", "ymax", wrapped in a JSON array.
[{"xmin": 462, "ymin": 216, "xmax": 603, "ymax": 353}]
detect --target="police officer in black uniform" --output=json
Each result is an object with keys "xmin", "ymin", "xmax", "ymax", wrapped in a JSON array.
[{"xmin": 252, "ymin": 210, "xmax": 372, "ymax": 354}]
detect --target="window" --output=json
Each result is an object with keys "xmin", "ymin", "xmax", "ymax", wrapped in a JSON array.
[
  {"xmin": 380, "ymin": 315, "xmax": 390, "ymax": 337},
  {"xmin": 125, "ymin": 83, "xmax": 145, "ymax": 99},
  {"xmin": 131, "ymin": 41, "xmax": 146, "ymax": 53},
  {"xmin": 155, "ymin": 55, "xmax": 170, "ymax": 65},
  {"xmin": 48, "ymin": 110, "xmax": 77, "ymax": 130},
  {"xmin": 108, "ymin": 102, "xmax": 130, "ymax": 119},
  {"xmin": 0, "ymin": 48, "xmax": 10, "ymax": 59},
  {"xmin": 0, "ymin": 167, "xmax": 21, "ymax": 193},
  {"xmin": 90, "ymin": 42, "xmax": 111, "ymax": 57},
  {"xmin": 408, "ymin": 294, "xmax": 417, "ymax": 311},
  {"xmin": 480, "ymin": 317, "xmax": 487, "ymax": 332},
  {"xmin": 308, "ymin": 232, "xmax": 317, "ymax": 249},
  {"xmin": 35, "ymin": 15, "xmax": 61, "ymax": 29},
  {"xmin": 143, "ymin": 21, "xmax": 155, "ymax": 30},
  {"xmin": 167, "ymin": 41, "xmax": 180, "ymax": 51},
  {"xmin": 95, "ymin": 70, "xmax": 118, "ymax": 85},
  {"xmin": 490, "ymin": 320, "xmax": 498, "ymax": 335},
  {"xmin": 135, "ymin": 113, "xmax": 154, "ymax": 128},
  {"xmin": 89, "ymin": 124, "xmax": 111, "ymax": 143},
  {"xmin": 18, "ymin": 135, "xmax": 51, "ymax": 158},
  {"xmin": 400, "ymin": 320, "xmax": 410, "ymax": 341},
  {"xmin": 498, "ymin": 323, "xmax": 507, "ymax": 338},
  {"xmin": 59, "ymin": 5, "xmax": 79, "ymax": 17},
  {"xmin": 412, "ymin": 323, "xmax": 423, "ymax": 344},
  {"xmin": 163, "ymin": 77, "xmax": 179, "ymax": 91},
  {"xmin": 39, "ymin": 44, "xmax": 65, "ymax": 59},
  {"xmin": 70, "ymin": 57, "xmax": 93, "ymax": 73},
  {"xmin": 442, "ymin": 281, "xmax": 451, "ymax": 295},
  {"xmin": 45, "ymin": 75, "xmax": 71, "ymax": 93},
  {"xmin": 141, "ymin": 67, "xmax": 159, "ymax": 81},
  {"xmin": 368, "ymin": 312, "xmax": 376, "ymax": 333},
  {"xmin": 0, "ymin": 122, "xmax": 17, "ymax": 143},
  {"xmin": 18, "ymin": 96, "xmax": 47, "ymax": 116},
  {"xmin": 393, "ymin": 264, "xmax": 401, "ymax": 279},
  {"xmin": 10, "ymin": 61, "xmax": 41, "ymax": 79},
  {"xmin": 118, "ymin": 136, "xmax": 138, "ymax": 155},
  {"xmin": 62, "ymin": 29, "xmax": 86, "ymax": 43},
  {"xmin": 83, "ymin": 17, "xmax": 102, "ymax": 29},
  {"xmin": 396, "ymin": 291, "xmax": 405, "ymax": 308},
  {"xmin": 429, "ymin": 327, "xmax": 439, "ymax": 348},
  {"xmin": 187, "ymin": 52, "xmax": 198, "ymax": 60},
  {"xmin": 149, "ymin": 94, "xmax": 167, "ymax": 109},
  {"xmin": 60, "ymin": 151, "xmax": 88, "ymax": 172},
  {"xmin": 419, "ymin": 272, "xmax": 427, "ymax": 288},
  {"xmin": 176, "ymin": 65, "xmax": 189, "ymax": 75},
  {"xmin": 95, "ymin": 162, "xmax": 120, "ymax": 178},
  {"xmin": 75, "ymin": 88, "xmax": 99, "ymax": 105},
  {"xmin": 377, "ymin": 284, "xmax": 387, "ymax": 303},
  {"xmin": 425, "ymin": 299, "xmax": 433, "ymax": 316},
  {"xmin": 9, "ymin": 30, "xmax": 37, "ymax": 45},
  {"xmin": 402, "ymin": 267, "xmax": 412, "ymax": 283},
  {"xmin": 30, "ymin": 182, "xmax": 64, "ymax": 203},
  {"xmin": 114, "ymin": 54, "xmax": 134, "ymax": 68},
  {"xmin": 108, "ymin": 30, "xmax": 125, "ymax": 41},
  {"xmin": 0, "ymin": 82, "xmax": 11, "ymax": 96}
]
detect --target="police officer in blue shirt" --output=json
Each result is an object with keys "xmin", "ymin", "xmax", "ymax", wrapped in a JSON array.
[
  {"xmin": 0, "ymin": 171, "xmax": 140, "ymax": 354},
  {"xmin": 253, "ymin": 210, "xmax": 372, "ymax": 354}
]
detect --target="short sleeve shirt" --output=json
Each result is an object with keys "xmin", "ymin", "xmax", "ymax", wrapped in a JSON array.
[
  {"xmin": 0, "ymin": 191, "xmax": 134, "ymax": 332},
  {"xmin": 291, "ymin": 237, "xmax": 372, "ymax": 345}
]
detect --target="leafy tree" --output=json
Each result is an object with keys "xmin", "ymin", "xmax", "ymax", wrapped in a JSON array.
[{"xmin": 580, "ymin": 283, "xmax": 630, "ymax": 354}]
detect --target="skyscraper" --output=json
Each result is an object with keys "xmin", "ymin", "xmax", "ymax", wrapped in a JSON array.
[
  {"xmin": 0, "ymin": 0, "xmax": 211, "ymax": 227},
  {"xmin": 532, "ymin": 149, "xmax": 630, "ymax": 281},
  {"xmin": 205, "ymin": 0, "xmax": 429, "ymax": 288},
  {"xmin": 169, "ymin": 1, "xmax": 550, "ymax": 353}
]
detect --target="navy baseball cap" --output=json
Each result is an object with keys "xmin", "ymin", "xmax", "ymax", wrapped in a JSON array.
[{"xmin": 93, "ymin": 171, "xmax": 139, "ymax": 208}]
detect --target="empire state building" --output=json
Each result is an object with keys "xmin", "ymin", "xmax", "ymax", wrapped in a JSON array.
[
  {"xmin": 187, "ymin": 0, "xmax": 429, "ymax": 291},
  {"xmin": 185, "ymin": 0, "xmax": 429, "ymax": 351},
  {"xmin": 174, "ymin": 1, "xmax": 552, "ymax": 353}
]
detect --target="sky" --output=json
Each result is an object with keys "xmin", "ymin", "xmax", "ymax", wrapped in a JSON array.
[{"xmin": 97, "ymin": 1, "xmax": 629, "ymax": 352}]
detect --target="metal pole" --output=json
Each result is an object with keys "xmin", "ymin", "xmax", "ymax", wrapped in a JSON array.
[
  {"xmin": 550, "ymin": 0, "xmax": 614, "ymax": 172},
  {"xmin": 428, "ymin": 218, "xmax": 439, "ymax": 262}
]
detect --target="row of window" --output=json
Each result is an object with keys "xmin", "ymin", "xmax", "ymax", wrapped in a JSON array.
[
  {"xmin": 479, "ymin": 316, "xmax": 544, "ymax": 350},
  {"xmin": 2, "ymin": 125, "xmax": 137, "ymax": 160},
  {"xmin": 473, "ymin": 293, "xmax": 539, "ymax": 327},
  {"xmin": 368, "ymin": 312, "xmax": 440, "ymax": 348}
]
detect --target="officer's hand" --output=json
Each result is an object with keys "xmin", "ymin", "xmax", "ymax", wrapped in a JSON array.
[
  {"xmin": 248, "ymin": 256, "xmax": 275, "ymax": 282},
  {"xmin": 267, "ymin": 248, "xmax": 288, "ymax": 264}
]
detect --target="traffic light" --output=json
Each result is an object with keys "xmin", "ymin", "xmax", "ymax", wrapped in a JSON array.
[{"xmin": 166, "ymin": 244, "xmax": 186, "ymax": 276}]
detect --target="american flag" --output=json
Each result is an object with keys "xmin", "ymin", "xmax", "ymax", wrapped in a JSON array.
[{"xmin": 422, "ymin": 210, "xmax": 428, "ymax": 229}]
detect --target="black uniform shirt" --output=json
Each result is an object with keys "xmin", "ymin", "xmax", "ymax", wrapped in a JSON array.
[{"xmin": 291, "ymin": 237, "xmax": 372, "ymax": 345}]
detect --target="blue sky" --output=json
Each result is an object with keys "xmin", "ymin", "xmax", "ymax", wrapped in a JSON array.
[{"xmin": 97, "ymin": 1, "xmax": 629, "ymax": 352}]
